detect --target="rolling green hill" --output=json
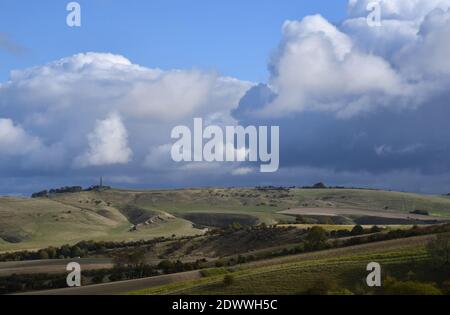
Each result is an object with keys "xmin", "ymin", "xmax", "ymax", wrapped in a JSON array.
[{"xmin": 1, "ymin": 187, "xmax": 450, "ymax": 252}]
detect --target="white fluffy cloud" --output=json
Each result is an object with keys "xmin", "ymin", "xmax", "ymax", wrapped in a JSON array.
[
  {"xmin": 0, "ymin": 52, "xmax": 251, "ymax": 174},
  {"xmin": 251, "ymin": 1, "xmax": 450, "ymax": 118},
  {"xmin": 75, "ymin": 112, "xmax": 132, "ymax": 167},
  {"xmin": 264, "ymin": 15, "xmax": 411, "ymax": 118},
  {"xmin": 1, "ymin": 53, "xmax": 250, "ymax": 124},
  {"xmin": 0, "ymin": 118, "xmax": 41, "ymax": 156}
]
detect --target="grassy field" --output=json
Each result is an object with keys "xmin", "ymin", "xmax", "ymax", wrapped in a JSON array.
[
  {"xmin": 130, "ymin": 235, "xmax": 436, "ymax": 295},
  {"xmin": 0, "ymin": 193, "xmax": 203, "ymax": 252},
  {"xmin": 1, "ymin": 187, "xmax": 450, "ymax": 252}
]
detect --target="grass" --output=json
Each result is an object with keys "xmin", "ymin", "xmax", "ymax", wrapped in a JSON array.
[
  {"xmin": 290, "ymin": 189, "xmax": 450, "ymax": 217},
  {"xmin": 2, "ymin": 187, "xmax": 450, "ymax": 252},
  {"xmin": 0, "ymin": 194, "xmax": 203, "ymax": 252},
  {"xmin": 130, "ymin": 238, "xmax": 431, "ymax": 295}
]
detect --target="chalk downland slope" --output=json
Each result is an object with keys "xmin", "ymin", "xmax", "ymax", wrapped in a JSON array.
[{"xmin": 1, "ymin": 188, "xmax": 450, "ymax": 252}]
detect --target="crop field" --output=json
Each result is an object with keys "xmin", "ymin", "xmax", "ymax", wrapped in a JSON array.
[
  {"xmin": 130, "ymin": 235, "xmax": 435, "ymax": 295},
  {"xmin": 280, "ymin": 208, "xmax": 447, "ymax": 226}
]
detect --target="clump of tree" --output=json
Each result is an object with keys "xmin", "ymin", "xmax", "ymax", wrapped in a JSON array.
[
  {"xmin": 338, "ymin": 223, "xmax": 450, "ymax": 247},
  {"xmin": 31, "ymin": 185, "xmax": 112, "ymax": 198},
  {"xmin": 0, "ymin": 239, "xmax": 166, "ymax": 262},
  {"xmin": 31, "ymin": 186, "xmax": 83, "ymax": 198},
  {"xmin": 157, "ymin": 259, "xmax": 202, "ymax": 274},
  {"xmin": 305, "ymin": 226, "xmax": 329, "ymax": 250},
  {"xmin": 0, "ymin": 273, "xmax": 67, "ymax": 294},
  {"xmin": 302, "ymin": 182, "xmax": 327, "ymax": 189},
  {"xmin": 113, "ymin": 249, "xmax": 147, "ymax": 268},
  {"xmin": 31, "ymin": 190, "xmax": 49, "ymax": 198},
  {"xmin": 350, "ymin": 225, "xmax": 365, "ymax": 236}
]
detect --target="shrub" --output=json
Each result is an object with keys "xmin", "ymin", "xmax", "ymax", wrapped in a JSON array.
[
  {"xmin": 305, "ymin": 226, "xmax": 328, "ymax": 250},
  {"xmin": 370, "ymin": 225, "xmax": 383, "ymax": 233},
  {"xmin": 351, "ymin": 225, "xmax": 364, "ymax": 236}
]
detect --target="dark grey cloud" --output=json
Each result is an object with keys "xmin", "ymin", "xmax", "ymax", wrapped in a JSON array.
[{"xmin": 233, "ymin": 85, "xmax": 450, "ymax": 176}]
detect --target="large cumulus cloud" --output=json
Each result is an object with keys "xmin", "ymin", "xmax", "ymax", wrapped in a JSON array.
[{"xmin": 0, "ymin": 52, "xmax": 252, "ymax": 193}]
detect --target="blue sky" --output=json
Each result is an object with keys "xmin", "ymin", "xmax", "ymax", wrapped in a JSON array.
[{"xmin": 0, "ymin": 0, "xmax": 347, "ymax": 82}]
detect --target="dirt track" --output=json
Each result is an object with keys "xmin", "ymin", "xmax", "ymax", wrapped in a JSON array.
[{"xmin": 16, "ymin": 270, "xmax": 202, "ymax": 295}]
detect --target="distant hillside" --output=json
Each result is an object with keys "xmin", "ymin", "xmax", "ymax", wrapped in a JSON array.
[{"xmin": 1, "ymin": 187, "xmax": 450, "ymax": 252}]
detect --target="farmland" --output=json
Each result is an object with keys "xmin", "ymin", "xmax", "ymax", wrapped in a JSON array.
[
  {"xmin": 0, "ymin": 186, "xmax": 450, "ymax": 295},
  {"xmin": 1, "ymin": 187, "xmax": 450, "ymax": 252},
  {"xmin": 130, "ymin": 235, "xmax": 442, "ymax": 295}
]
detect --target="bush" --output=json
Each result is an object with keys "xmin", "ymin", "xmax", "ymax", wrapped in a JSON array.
[
  {"xmin": 351, "ymin": 225, "xmax": 364, "ymax": 236},
  {"xmin": 305, "ymin": 227, "xmax": 328, "ymax": 250},
  {"xmin": 38, "ymin": 250, "xmax": 49, "ymax": 260},
  {"xmin": 370, "ymin": 225, "xmax": 383, "ymax": 233}
]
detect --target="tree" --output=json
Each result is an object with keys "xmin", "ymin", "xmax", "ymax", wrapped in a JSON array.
[
  {"xmin": 157, "ymin": 260, "xmax": 174, "ymax": 273},
  {"xmin": 128, "ymin": 249, "xmax": 147, "ymax": 268},
  {"xmin": 370, "ymin": 225, "xmax": 383, "ymax": 233},
  {"xmin": 60, "ymin": 244, "xmax": 71, "ymax": 258},
  {"xmin": 351, "ymin": 225, "xmax": 364, "ymax": 236},
  {"xmin": 38, "ymin": 250, "xmax": 49, "ymax": 260},
  {"xmin": 313, "ymin": 182, "xmax": 326, "ymax": 189},
  {"xmin": 306, "ymin": 227, "xmax": 328, "ymax": 249},
  {"xmin": 45, "ymin": 247, "xmax": 57, "ymax": 259},
  {"xmin": 70, "ymin": 246, "xmax": 83, "ymax": 258},
  {"xmin": 113, "ymin": 249, "xmax": 147, "ymax": 268},
  {"xmin": 427, "ymin": 233, "xmax": 450, "ymax": 266}
]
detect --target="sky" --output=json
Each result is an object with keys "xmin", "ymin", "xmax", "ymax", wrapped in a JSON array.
[
  {"xmin": 1, "ymin": 0, "xmax": 450, "ymax": 195},
  {"xmin": 0, "ymin": 0, "xmax": 348, "ymax": 83}
]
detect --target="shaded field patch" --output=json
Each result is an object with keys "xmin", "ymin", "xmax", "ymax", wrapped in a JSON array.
[{"xmin": 180, "ymin": 212, "xmax": 259, "ymax": 228}]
